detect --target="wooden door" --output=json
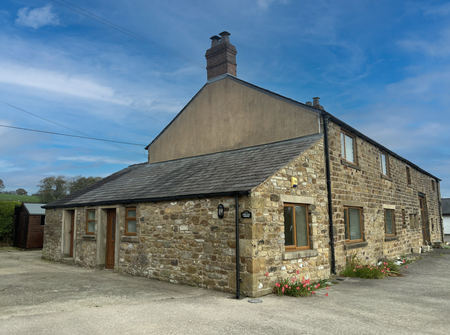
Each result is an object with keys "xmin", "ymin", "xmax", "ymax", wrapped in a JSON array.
[
  {"xmin": 105, "ymin": 209, "xmax": 116, "ymax": 269},
  {"xmin": 419, "ymin": 196, "xmax": 430, "ymax": 244},
  {"xmin": 69, "ymin": 211, "xmax": 74, "ymax": 257}
]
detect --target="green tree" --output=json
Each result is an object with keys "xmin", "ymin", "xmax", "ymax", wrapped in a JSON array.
[
  {"xmin": 0, "ymin": 201, "xmax": 21, "ymax": 243},
  {"xmin": 68, "ymin": 176, "xmax": 102, "ymax": 194},
  {"xmin": 0, "ymin": 179, "xmax": 4, "ymax": 192},
  {"xmin": 16, "ymin": 188, "xmax": 28, "ymax": 196},
  {"xmin": 36, "ymin": 176, "xmax": 68, "ymax": 204}
]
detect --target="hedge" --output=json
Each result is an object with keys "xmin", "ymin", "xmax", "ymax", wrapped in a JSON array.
[{"xmin": 0, "ymin": 201, "xmax": 22, "ymax": 243}]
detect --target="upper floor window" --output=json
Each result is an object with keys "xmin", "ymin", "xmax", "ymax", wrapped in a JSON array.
[
  {"xmin": 125, "ymin": 207, "xmax": 137, "ymax": 235},
  {"xmin": 431, "ymin": 180, "xmax": 435, "ymax": 191},
  {"xmin": 341, "ymin": 131, "xmax": 356, "ymax": 164},
  {"xmin": 406, "ymin": 166, "xmax": 412, "ymax": 185},
  {"xmin": 379, "ymin": 152, "xmax": 389, "ymax": 176},
  {"xmin": 284, "ymin": 204, "xmax": 310, "ymax": 251},
  {"xmin": 86, "ymin": 209, "xmax": 95, "ymax": 234},
  {"xmin": 385, "ymin": 209, "xmax": 395, "ymax": 236},
  {"xmin": 344, "ymin": 207, "xmax": 363, "ymax": 242}
]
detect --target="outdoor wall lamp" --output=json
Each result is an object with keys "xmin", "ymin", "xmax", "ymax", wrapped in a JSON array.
[{"xmin": 218, "ymin": 204, "xmax": 224, "ymax": 219}]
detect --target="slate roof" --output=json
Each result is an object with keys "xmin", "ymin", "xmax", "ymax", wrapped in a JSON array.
[
  {"xmin": 43, "ymin": 133, "xmax": 323, "ymax": 209},
  {"xmin": 24, "ymin": 203, "xmax": 46, "ymax": 215},
  {"xmin": 442, "ymin": 198, "xmax": 450, "ymax": 215}
]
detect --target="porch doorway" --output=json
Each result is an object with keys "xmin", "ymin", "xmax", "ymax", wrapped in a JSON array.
[
  {"xmin": 105, "ymin": 209, "xmax": 116, "ymax": 269},
  {"xmin": 419, "ymin": 195, "xmax": 431, "ymax": 245}
]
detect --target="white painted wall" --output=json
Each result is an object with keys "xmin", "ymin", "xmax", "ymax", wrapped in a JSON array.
[{"xmin": 444, "ymin": 215, "xmax": 450, "ymax": 242}]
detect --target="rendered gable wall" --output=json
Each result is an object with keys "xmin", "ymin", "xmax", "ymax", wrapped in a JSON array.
[{"xmin": 148, "ymin": 77, "xmax": 321, "ymax": 163}]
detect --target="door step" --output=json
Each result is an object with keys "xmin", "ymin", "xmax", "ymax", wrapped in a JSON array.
[{"xmin": 61, "ymin": 257, "xmax": 75, "ymax": 265}]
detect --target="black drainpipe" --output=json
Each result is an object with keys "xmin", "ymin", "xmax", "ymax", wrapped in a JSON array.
[
  {"xmin": 323, "ymin": 114, "xmax": 336, "ymax": 275},
  {"xmin": 235, "ymin": 194, "xmax": 240, "ymax": 299}
]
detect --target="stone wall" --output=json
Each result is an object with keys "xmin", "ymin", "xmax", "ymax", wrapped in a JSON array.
[
  {"xmin": 244, "ymin": 139, "xmax": 330, "ymax": 297},
  {"xmin": 42, "ymin": 208, "xmax": 63, "ymax": 261},
  {"xmin": 327, "ymin": 121, "xmax": 441, "ymax": 270}
]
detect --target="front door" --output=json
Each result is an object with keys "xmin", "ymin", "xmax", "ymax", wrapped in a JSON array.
[
  {"xmin": 419, "ymin": 196, "xmax": 430, "ymax": 244},
  {"xmin": 69, "ymin": 211, "xmax": 74, "ymax": 257},
  {"xmin": 105, "ymin": 209, "xmax": 116, "ymax": 269}
]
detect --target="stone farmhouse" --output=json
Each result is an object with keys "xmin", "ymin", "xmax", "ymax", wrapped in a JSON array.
[{"xmin": 42, "ymin": 32, "xmax": 443, "ymax": 298}]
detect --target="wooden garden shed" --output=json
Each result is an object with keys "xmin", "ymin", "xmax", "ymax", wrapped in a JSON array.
[{"xmin": 14, "ymin": 203, "xmax": 46, "ymax": 249}]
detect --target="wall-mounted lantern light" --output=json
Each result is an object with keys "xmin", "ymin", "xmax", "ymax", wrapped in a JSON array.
[{"xmin": 218, "ymin": 204, "xmax": 224, "ymax": 219}]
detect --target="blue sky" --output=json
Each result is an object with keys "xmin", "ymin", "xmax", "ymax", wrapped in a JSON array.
[{"xmin": 1, "ymin": 0, "xmax": 449, "ymax": 197}]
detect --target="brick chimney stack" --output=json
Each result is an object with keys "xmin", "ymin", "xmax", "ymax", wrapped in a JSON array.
[{"xmin": 205, "ymin": 31, "xmax": 237, "ymax": 81}]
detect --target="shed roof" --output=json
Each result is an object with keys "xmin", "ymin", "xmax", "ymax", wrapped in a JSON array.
[
  {"xmin": 442, "ymin": 198, "xmax": 450, "ymax": 215},
  {"xmin": 43, "ymin": 133, "xmax": 323, "ymax": 209},
  {"xmin": 24, "ymin": 203, "xmax": 46, "ymax": 215}
]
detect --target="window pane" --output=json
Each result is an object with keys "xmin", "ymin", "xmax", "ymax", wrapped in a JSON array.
[
  {"xmin": 284, "ymin": 206, "xmax": 294, "ymax": 246},
  {"xmin": 341, "ymin": 133, "xmax": 345, "ymax": 158},
  {"xmin": 345, "ymin": 135, "xmax": 354, "ymax": 163},
  {"xmin": 344, "ymin": 209, "xmax": 348, "ymax": 240},
  {"xmin": 381, "ymin": 154, "xmax": 387, "ymax": 175},
  {"xmin": 127, "ymin": 220, "xmax": 136, "ymax": 233},
  {"xmin": 295, "ymin": 205, "xmax": 308, "ymax": 247},
  {"xmin": 349, "ymin": 208, "xmax": 361, "ymax": 240},
  {"xmin": 88, "ymin": 221, "xmax": 95, "ymax": 232},
  {"xmin": 128, "ymin": 209, "xmax": 136, "ymax": 218},
  {"xmin": 386, "ymin": 210, "xmax": 394, "ymax": 235},
  {"xmin": 88, "ymin": 210, "xmax": 95, "ymax": 220}
]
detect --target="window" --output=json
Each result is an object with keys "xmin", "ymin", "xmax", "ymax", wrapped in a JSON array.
[
  {"xmin": 86, "ymin": 209, "xmax": 95, "ymax": 234},
  {"xmin": 402, "ymin": 209, "xmax": 405, "ymax": 226},
  {"xmin": 409, "ymin": 214, "xmax": 413, "ymax": 228},
  {"xmin": 340, "ymin": 131, "xmax": 356, "ymax": 164},
  {"xmin": 344, "ymin": 207, "xmax": 363, "ymax": 242},
  {"xmin": 379, "ymin": 152, "xmax": 389, "ymax": 176},
  {"xmin": 125, "ymin": 207, "xmax": 137, "ymax": 235},
  {"xmin": 406, "ymin": 166, "xmax": 411, "ymax": 185},
  {"xmin": 385, "ymin": 209, "xmax": 395, "ymax": 236},
  {"xmin": 40, "ymin": 216, "xmax": 45, "ymax": 226},
  {"xmin": 284, "ymin": 204, "xmax": 310, "ymax": 250},
  {"xmin": 431, "ymin": 180, "xmax": 435, "ymax": 191}
]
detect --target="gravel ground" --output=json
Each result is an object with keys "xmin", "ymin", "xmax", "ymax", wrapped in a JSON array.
[{"xmin": 1, "ymin": 248, "xmax": 450, "ymax": 334}]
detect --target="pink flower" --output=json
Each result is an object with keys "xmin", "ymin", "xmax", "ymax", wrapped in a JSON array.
[
  {"xmin": 265, "ymin": 272, "xmax": 269, "ymax": 277},
  {"xmin": 353, "ymin": 269, "xmax": 356, "ymax": 272},
  {"xmin": 297, "ymin": 270, "xmax": 300, "ymax": 274},
  {"xmin": 282, "ymin": 287, "xmax": 285, "ymax": 292},
  {"xmin": 403, "ymin": 260, "xmax": 405, "ymax": 263},
  {"xmin": 308, "ymin": 287, "xmax": 310, "ymax": 291},
  {"xmin": 296, "ymin": 287, "xmax": 300, "ymax": 290},
  {"xmin": 317, "ymin": 283, "xmax": 320, "ymax": 287},
  {"xmin": 325, "ymin": 293, "xmax": 329, "ymax": 297},
  {"xmin": 303, "ymin": 284, "xmax": 306, "ymax": 288},
  {"xmin": 302, "ymin": 277, "xmax": 305, "ymax": 280},
  {"xmin": 387, "ymin": 268, "xmax": 390, "ymax": 271},
  {"xmin": 405, "ymin": 266, "xmax": 408, "ymax": 269},
  {"xmin": 292, "ymin": 278, "xmax": 295, "ymax": 283},
  {"xmin": 276, "ymin": 283, "xmax": 280, "ymax": 287},
  {"xmin": 312, "ymin": 291, "xmax": 315, "ymax": 294},
  {"xmin": 285, "ymin": 284, "xmax": 288, "ymax": 288},
  {"xmin": 326, "ymin": 286, "xmax": 329, "ymax": 290}
]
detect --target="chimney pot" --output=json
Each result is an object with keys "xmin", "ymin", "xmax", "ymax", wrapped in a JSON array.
[
  {"xmin": 210, "ymin": 35, "xmax": 220, "ymax": 47},
  {"xmin": 312, "ymin": 97, "xmax": 324, "ymax": 110},
  {"xmin": 219, "ymin": 31, "xmax": 231, "ymax": 43},
  {"xmin": 306, "ymin": 101, "xmax": 312, "ymax": 106}
]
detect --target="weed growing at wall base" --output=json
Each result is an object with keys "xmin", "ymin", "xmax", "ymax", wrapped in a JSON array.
[{"xmin": 340, "ymin": 254, "xmax": 407, "ymax": 279}]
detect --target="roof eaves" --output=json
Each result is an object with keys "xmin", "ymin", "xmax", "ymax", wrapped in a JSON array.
[{"xmin": 42, "ymin": 190, "xmax": 251, "ymax": 209}]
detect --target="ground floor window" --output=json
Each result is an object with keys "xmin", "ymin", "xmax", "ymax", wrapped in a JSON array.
[
  {"xmin": 284, "ymin": 204, "xmax": 310, "ymax": 250},
  {"xmin": 344, "ymin": 207, "xmax": 363, "ymax": 242},
  {"xmin": 86, "ymin": 209, "xmax": 95, "ymax": 234},
  {"xmin": 385, "ymin": 209, "xmax": 395, "ymax": 236},
  {"xmin": 125, "ymin": 207, "xmax": 137, "ymax": 235}
]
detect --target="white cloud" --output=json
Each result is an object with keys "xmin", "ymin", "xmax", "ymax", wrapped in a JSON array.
[
  {"xmin": 424, "ymin": 3, "xmax": 450, "ymax": 16},
  {"xmin": 15, "ymin": 4, "xmax": 60, "ymax": 29},
  {"xmin": 57, "ymin": 155, "xmax": 138, "ymax": 165},
  {"xmin": 399, "ymin": 28, "xmax": 450, "ymax": 57},
  {"xmin": 256, "ymin": 0, "xmax": 289, "ymax": 10}
]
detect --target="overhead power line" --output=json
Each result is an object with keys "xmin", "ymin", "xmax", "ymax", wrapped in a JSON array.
[
  {"xmin": 0, "ymin": 100, "xmax": 147, "ymax": 157},
  {"xmin": 0, "ymin": 124, "xmax": 146, "ymax": 146},
  {"xmin": 52, "ymin": 0, "xmax": 205, "ymax": 68},
  {"xmin": 0, "ymin": 49, "xmax": 168, "ymax": 126}
]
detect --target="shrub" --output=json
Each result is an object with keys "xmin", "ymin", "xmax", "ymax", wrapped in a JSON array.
[
  {"xmin": 0, "ymin": 201, "xmax": 21, "ymax": 243},
  {"xmin": 340, "ymin": 254, "xmax": 406, "ymax": 279},
  {"xmin": 273, "ymin": 270, "xmax": 330, "ymax": 297}
]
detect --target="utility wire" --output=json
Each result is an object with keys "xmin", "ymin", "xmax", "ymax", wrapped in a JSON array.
[
  {"xmin": 0, "ymin": 100, "xmax": 147, "ymax": 158},
  {"xmin": 52, "ymin": 0, "xmax": 205, "ymax": 68},
  {"xmin": 0, "ymin": 49, "xmax": 168, "ymax": 126},
  {"xmin": 0, "ymin": 124, "xmax": 146, "ymax": 146}
]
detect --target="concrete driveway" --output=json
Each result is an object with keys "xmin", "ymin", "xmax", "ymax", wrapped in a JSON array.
[{"xmin": 1, "ymin": 249, "xmax": 450, "ymax": 335}]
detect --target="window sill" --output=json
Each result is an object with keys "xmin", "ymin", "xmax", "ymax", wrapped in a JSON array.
[
  {"xmin": 344, "ymin": 241, "xmax": 368, "ymax": 250},
  {"xmin": 121, "ymin": 236, "xmax": 139, "ymax": 243},
  {"xmin": 385, "ymin": 236, "xmax": 398, "ymax": 242},
  {"xmin": 381, "ymin": 174, "xmax": 393, "ymax": 182},
  {"xmin": 82, "ymin": 235, "xmax": 96, "ymax": 241},
  {"xmin": 340, "ymin": 159, "xmax": 361, "ymax": 171},
  {"xmin": 282, "ymin": 249, "xmax": 318, "ymax": 260}
]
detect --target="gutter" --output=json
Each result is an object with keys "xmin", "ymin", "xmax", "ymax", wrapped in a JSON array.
[
  {"xmin": 235, "ymin": 194, "xmax": 240, "ymax": 299},
  {"xmin": 322, "ymin": 115, "xmax": 336, "ymax": 275},
  {"xmin": 438, "ymin": 182, "xmax": 445, "ymax": 243}
]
